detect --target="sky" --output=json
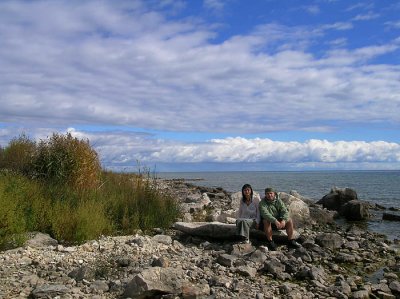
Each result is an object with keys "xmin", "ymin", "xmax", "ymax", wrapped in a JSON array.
[{"xmin": 1, "ymin": 0, "xmax": 400, "ymax": 172}]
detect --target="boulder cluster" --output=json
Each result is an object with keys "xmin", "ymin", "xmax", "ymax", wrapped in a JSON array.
[{"xmin": 0, "ymin": 179, "xmax": 399, "ymax": 299}]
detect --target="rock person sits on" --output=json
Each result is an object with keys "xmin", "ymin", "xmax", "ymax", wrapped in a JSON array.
[{"xmin": 259, "ymin": 187, "xmax": 301, "ymax": 250}]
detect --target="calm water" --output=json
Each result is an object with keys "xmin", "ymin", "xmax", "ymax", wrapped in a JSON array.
[{"xmin": 158, "ymin": 171, "xmax": 400, "ymax": 240}]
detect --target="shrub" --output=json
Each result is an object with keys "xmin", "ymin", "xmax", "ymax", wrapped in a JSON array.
[
  {"xmin": 101, "ymin": 171, "xmax": 181, "ymax": 234},
  {"xmin": 0, "ymin": 172, "xmax": 29, "ymax": 249},
  {"xmin": 0, "ymin": 133, "xmax": 182, "ymax": 247},
  {"xmin": 34, "ymin": 133, "xmax": 101, "ymax": 190},
  {"xmin": 0, "ymin": 133, "xmax": 36, "ymax": 176}
]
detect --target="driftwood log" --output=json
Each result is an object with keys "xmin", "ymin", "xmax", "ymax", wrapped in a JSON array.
[{"xmin": 173, "ymin": 221, "xmax": 299, "ymax": 242}]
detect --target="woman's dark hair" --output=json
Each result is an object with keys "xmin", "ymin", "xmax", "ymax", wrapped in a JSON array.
[{"xmin": 241, "ymin": 184, "xmax": 253, "ymax": 202}]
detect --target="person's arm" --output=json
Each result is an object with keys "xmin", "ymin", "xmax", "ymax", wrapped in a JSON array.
[
  {"xmin": 259, "ymin": 199, "xmax": 277, "ymax": 223},
  {"xmin": 254, "ymin": 195, "xmax": 261, "ymax": 224},
  {"xmin": 237, "ymin": 199, "xmax": 243, "ymax": 218},
  {"xmin": 277, "ymin": 196, "xmax": 289, "ymax": 221}
]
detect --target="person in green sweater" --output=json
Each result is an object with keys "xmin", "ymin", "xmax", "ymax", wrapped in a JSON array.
[{"xmin": 259, "ymin": 187, "xmax": 301, "ymax": 250}]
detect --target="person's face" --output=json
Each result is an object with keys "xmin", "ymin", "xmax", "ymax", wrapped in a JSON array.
[
  {"xmin": 243, "ymin": 187, "xmax": 252, "ymax": 197},
  {"xmin": 265, "ymin": 191, "xmax": 275, "ymax": 201}
]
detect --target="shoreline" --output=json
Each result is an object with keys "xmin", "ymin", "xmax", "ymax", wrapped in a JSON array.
[{"xmin": 0, "ymin": 179, "xmax": 399, "ymax": 298}]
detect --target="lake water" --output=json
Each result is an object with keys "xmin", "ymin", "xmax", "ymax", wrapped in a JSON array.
[{"xmin": 157, "ymin": 171, "xmax": 400, "ymax": 240}]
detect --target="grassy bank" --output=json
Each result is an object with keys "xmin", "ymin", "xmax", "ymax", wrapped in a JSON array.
[{"xmin": 0, "ymin": 133, "xmax": 181, "ymax": 250}]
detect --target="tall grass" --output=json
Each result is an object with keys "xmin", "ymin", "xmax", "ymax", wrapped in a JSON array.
[
  {"xmin": 101, "ymin": 171, "xmax": 181, "ymax": 234},
  {"xmin": 0, "ymin": 134, "xmax": 36, "ymax": 176},
  {"xmin": 34, "ymin": 133, "xmax": 101, "ymax": 190},
  {"xmin": 0, "ymin": 133, "xmax": 181, "ymax": 249}
]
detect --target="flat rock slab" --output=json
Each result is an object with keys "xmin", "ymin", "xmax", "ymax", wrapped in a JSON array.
[{"xmin": 173, "ymin": 221, "xmax": 299, "ymax": 241}]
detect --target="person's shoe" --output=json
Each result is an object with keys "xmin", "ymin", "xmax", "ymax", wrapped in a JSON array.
[
  {"xmin": 259, "ymin": 245, "xmax": 269, "ymax": 253},
  {"xmin": 287, "ymin": 239, "xmax": 301, "ymax": 249},
  {"xmin": 266, "ymin": 240, "xmax": 277, "ymax": 251}
]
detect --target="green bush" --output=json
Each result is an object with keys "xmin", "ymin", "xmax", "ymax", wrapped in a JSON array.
[
  {"xmin": 0, "ymin": 133, "xmax": 36, "ymax": 176},
  {"xmin": 34, "ymin": 133, "xmax": 101, "ymax": 190},
  {"xmin": 101, "ymin": 171, "xmax": 181, "ymax": 234},
  {"xmin": 0, "ymin": 133, "xmax": 182, "ymax": 248},
  {"xmin": 0, "ymin": 172, "xmax": 29, "ymax": 249},
  {"xmin": 39, "ymin": 183, "xmax": 111, "ymax": 244}
]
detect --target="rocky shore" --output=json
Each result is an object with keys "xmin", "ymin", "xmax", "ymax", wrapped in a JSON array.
[{"xmin": 0, "ymin": 179, "xmax": 399, "ymax": 299}]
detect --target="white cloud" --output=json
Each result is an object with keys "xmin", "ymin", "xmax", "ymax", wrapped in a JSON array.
[
  {"xmin": 385, "ymin": 20, "xmax": 400, "ymax": 29},
  {"xmin": 1, "ymin": 1, "xmax": 399, "ymax": 135},
  {"xmin": 203, "ymin": 0, "xmax": 226, "ymax": 13},
  {"xmin": 352, "ymin": 12, "xmax": 380, "ymax": 21},
  {"xmin": 64, "ymin": 130, "xmax": 400, "ymax": 168},
  {"xmin": 4, "ymin": 127, "xmax": 398, "ymax": 169},
  {"xmin": 0, "ymin": 1, "xmax": 399, "ymax": 171},
  {"xmin": 304, "ymin": 5, "xmax": 320, "ymax": 15}
]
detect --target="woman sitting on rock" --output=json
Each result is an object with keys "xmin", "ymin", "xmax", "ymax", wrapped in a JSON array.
[{"xmin": 236, "ymin": 184, "xmax": 261, "ymax": 244}]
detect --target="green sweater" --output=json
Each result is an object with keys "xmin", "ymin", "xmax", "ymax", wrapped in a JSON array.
[{"xmin": 259, "ymin": 193, "xmax": 289, "ymax": 223}]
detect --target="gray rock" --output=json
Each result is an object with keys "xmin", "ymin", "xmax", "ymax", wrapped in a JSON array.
[
  {"xmin": 181, "ymin": 282, "xmax": 211, "ymax": 298},
  {"xmin": 315, "ymin": 232, "xmax": 343, "ymax": 249},
  {"xmin": 343, "ymin": 240, "xmax": 360, "ymax": 250},
  {"xmin": 68, "ymin": 265, "xmax": 94, "ymax": 281},
  {"xmin": 309, "ymin": 265, "xmax": 327, "ymax": 283},
  {"xmin": 30, "ymin": 284, "xmax": 70, "ymax": 298},
  {"xmin": 317, "ymin": 187, "xmax": 358, "ymax": 211},
  {"xmin": 90, "ymin": 280, "xmax": 109, "ymax": 292},
  {"xmin": 151, "ymin": 256, "xmax": 169, "ymax": 267},
  {"xmin": 230, "ymin": 243, "xmax": 255, "ymax": 256},
  {"xmin": 341, "ymin": 200, "xmax": 370, "ymax": 221},
  {"xmin": 352, "ymin": 290, "xmax": 370, "ymax": 299},
  {"xmin": 335, "ymin": 252, "xmax": 356, "ymax": 263},
  {"xmin": 236, "ymin": 265, "xmax": 257, "ymax": 277},
  {"xmin": 371, "ymin": 282, "xmax": 391, "ymax": 293},
  {"xmin": 279, "ymin": 192, "xmax": 311, "ymax": 227},
  {"xmin": 217, "ymin": 254, "xmax": 236, "ymax": 267},
  {"xmin": 389, "ymin": 280, "xmax": 400, "ymax": 293},
  {"xmin": 264, "ymin": 257, "xmax": 286, "ymax": 279},
  {"xmin": 122, "ymin": 267, "xmax": 186, "ymax": 298},
  {"xmin": 25, "ymin": 232, "xmax": 58, "ymax": 248},
  {"xmin": 152, "ymin": 234, "xmax": 172, "ymax": 245},
  {"xmin": 376, "ymin": 291, "xmax": 395, "ymax": 298}
]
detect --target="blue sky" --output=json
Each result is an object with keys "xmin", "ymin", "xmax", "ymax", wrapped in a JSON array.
[{"xmin": 1, "ymin": 0, "xmax": 399, "ymax": 171}]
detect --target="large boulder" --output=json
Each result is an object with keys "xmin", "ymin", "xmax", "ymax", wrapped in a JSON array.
[
  {"xmin": 341, "ymin": 200, "xmax": 370, "ymax": 221},
  {"xmin": 316, "ymin": 188, "xmax": 371, "ymax": 221},
  {"xmin": 316, "ymin": 187, "xmax": 358, "ymax": 211},
  {"xmin": 180, "ymin": 193, "xmax": 211, "ymax": 213},
  {"xmin": 279, "ymin": 192, "xmax": 311, "ymax": 228}
]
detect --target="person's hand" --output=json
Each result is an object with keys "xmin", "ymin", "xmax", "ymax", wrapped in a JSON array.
[
  {"xmin": 276, "ymin": 220, "xmax": 285, "ymax": 229},
  {"xmin": 275, "ymin": 220, "xmax": 282, "ymax": 229},
  {"xmin": 280, "ymin": 220, "xmax": 286, "ymax": 228}
]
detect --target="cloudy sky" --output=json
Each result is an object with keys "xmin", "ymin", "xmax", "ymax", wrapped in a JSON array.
[{"xmin": 1, "ymin": 0, "xmax": 399, "ymax": 172}]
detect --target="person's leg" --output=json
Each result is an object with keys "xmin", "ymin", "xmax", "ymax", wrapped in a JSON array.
[
  {"xmin": 285, "ymin": 219, "xmax": 301, "ymax": 248},
  {"xmin": 285, "ymin": 219, "xmax": 294, "ymax": 240},
  {"xmin": 263, "ymin": 219, "xmax": 273, "ymax": 241},
  {"xmin": 263, "ymin": 219, "xmax": 278, "ymax": 250},
  {"xmin": 236, "ymin": 219, "xmax": 252, "ymax": 242}
]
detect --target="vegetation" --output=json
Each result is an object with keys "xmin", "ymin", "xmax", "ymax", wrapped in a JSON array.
[{"xmin": 0, "ymin": 133, "xmax": 181, "ymax": 250}]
